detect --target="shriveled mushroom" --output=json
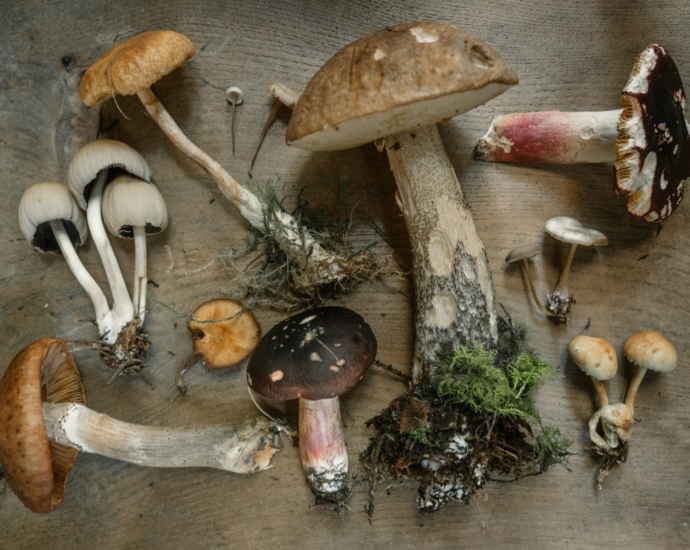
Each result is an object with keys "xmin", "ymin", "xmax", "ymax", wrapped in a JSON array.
[
  {"xmin": 624, "ymin": 331, "xmax": 677, "ymax": 415},
  {"xmin": 101, "ymin": 173, "xmax": 169, "ymax": 322},
  {"xmin": 246, "ymin": 307, "xmax": 376, "ymax": 502},
  {"xmin": 544, "ymin": 217, "xmax": 608, "ymax": 320},
  {"xmin": 505, "ymin": 245, "xmax": 555, "ymax": 317},
  {"xmin": 18, "ymin": 182, "xmax": 113, "ymax": 339},
  {"xmin": 78, "ymin": 30, "xmax": 345, "ymax": 280},
  {"xmin": 68, "ymin": 139, "xmax": 152, "ymax": 339},
  {"xmin": 588, "ymin": 403, "xmax": 634, "ymax": 450},
  {"xmin": 0, "ymin": 338, "xmax": 280, "ymax": 514},
  {"xmin": 176, "ymin": 299, "xmax": 261, "ymax": 396},
  {"xmin": 476, "ymin": 45, "xmax": 689, "ymax": 222},
  {"xmin": 568, "ymin": 335, "xmax": 625, "ymax": 449},
  {"xmin": 281, "ymin": 21, "xmax": 518, "ymax": 381}
]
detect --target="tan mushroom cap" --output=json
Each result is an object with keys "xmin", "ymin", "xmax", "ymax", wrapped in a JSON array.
[
  {"xmin": 286, "ymin": 21, "xmax": 518, "ymax": 151},
  {"xmin": 187, "ymin": 299, "xmax": 261, "ymax": 369},
  {"xmin": 623, "ymin": 331, "xmax": 677, "ymax": 373},
  {"xmin": 79, "ymin": 30, "xmax": 196, "ymax": 108},
  {"xmin": 505, "ymin": 244, "xmax": 540, "ymax": 263},
  {"xmin": 0, "ymin": 338, "xmax": 86, "ymax": 513},
  {"xmin": 544, "ymin": 216, "xmax": 608, "ymax": 247},
  {"xmin": 568, "ymin": 335, "xmax": 618, "ymax": 381}
]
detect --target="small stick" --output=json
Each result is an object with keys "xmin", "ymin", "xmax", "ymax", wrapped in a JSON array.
[{"xmin": 226, "ymin": 87, "xmax": 244, "ymax": 155}]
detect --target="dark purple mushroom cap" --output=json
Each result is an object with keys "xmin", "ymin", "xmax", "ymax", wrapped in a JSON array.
[
  {"xmin": 615, "ymin": 44, "xmax": 689, "ymax": 222},
  {"xmin": 246, "ymin": 307, "xmax": 377, "ymax": 401}
]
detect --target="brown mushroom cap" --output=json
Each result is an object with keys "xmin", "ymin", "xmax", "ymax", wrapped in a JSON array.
[
  {"xmin": 615, "ymin": 45, "xmax": 689, "ymax": 222},
  {"xmin": 0, "ymin": 338, "xmax": 86, "ymax": 513},
  {"xmin": 623, "ymin": 331, "xmax": 677, "ymax": 373},
  {"xmin": 246, "ymin": 307, "xmax": 377, "ymax": 401},
  {"xmin": 505, "ymin": 244, "xmax": 540, "ymax": 263},
  {"xmin": 79, "ymin": 30, "xmax": 196, "ymax": 108},
  {"xmin": 286, "ymin": 21, "xmax": 518, "ymax": 151},
  {"xmin": 187, "ymin": 299, "xmax": 261, "ymax": 369},
  {"xmin": 568, "ymin": 335, "xmax": 618, "ymax": 381}
]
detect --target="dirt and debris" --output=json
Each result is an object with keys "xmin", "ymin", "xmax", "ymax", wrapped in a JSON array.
[
  {"xmin": 588, "ymin": 442, "xmax": 628, "ymax": 489},
  {"xmin": 360, "ymin": 315, "xmax": 570, "ymax": 514},
  {"xmin": 88, "ymin": 319, "xmax": 150, "ymax": 382}
]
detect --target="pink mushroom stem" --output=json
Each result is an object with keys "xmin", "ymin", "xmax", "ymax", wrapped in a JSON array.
[{"xmin": 475, "ymin": 109, "xmax": 622, "ymax": 164}]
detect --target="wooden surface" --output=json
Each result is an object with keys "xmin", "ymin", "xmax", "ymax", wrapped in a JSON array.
[{"xmin": 1, "ymin": 1, "xmax": 689, "ymax": 548}]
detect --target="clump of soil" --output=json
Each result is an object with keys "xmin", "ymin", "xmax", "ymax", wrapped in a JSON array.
[
  {"xmin": 360, "ymin": 315, "xmax": 570, "ymax": 514},
  {"xmin": 588, "ymin": 442, "xmax": 628, "ymax": 489},
  {"xmin": 89, "ymin": 319, "xmax": 150, "ymax": 382}
]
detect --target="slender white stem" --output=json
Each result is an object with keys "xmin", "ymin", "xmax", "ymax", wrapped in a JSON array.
[
  {"xmin": 132, "ymin": 225, "xmax": 147, "ymax": 322},
  {"xmin": 135, "ymin": 87, "xmax": 338, "ymax": 270},
  {"xmin": 49, "ymin": 220, "xmax": 113, "ymax": 335},
  {"xmin": 475, "ymin": 109, "xmax": 622, "ymax": 164},
  {"xmin": 86, "ymin": 170, "xmax": 133, "ymax": 339},
  {"xmin": 42, "ymin": 402, "xmax": 279, "ymax": 474},
  {"xmin": 299, "ymin": 397, "xmax": 348, "ymax": 495}
]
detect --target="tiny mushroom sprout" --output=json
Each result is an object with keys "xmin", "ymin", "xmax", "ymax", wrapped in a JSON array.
[
  {"xmin": 505, "ymin": 244, "xmax": 555, "ymax": 317},
  {"xmin": 623, "ymin": 330, "xmax": 677, "ymax": 416},
  {"xmin": 475, "ymin": 44, "xmax": 690, "ymax": 222},
  {"xmin": 282, "ymin": 21, "xmax": 518, "ymax": 382},
  {"xmin": 0, "ymin": 338, "xmax": 280, "ymax": 514},
  {"xmin": 68, "ymin": 139, "xmax": 152, "ymax": 342},
  {"xmin": 568, "ymin": 335, "xmax": 627, "ymax": 449},
  {"xmin": 544, "ymin": 216, "xmax": 608, "ymax": 320},
  {"xmin": 78, "ymin": 30, "xmax": 347, "ymax": 283},
  {"xmin": 18, "ymin": 182, "xmax": 112, "ymax": 337},
  {"xmin": 246, "ymin": 306, "xmax": 377, "ymax": 502},
  {"xmin": 101, "ymin": 173, "xmax": 169, "ymax": 322},
  {"xmin": 176, "ymin": 299, "xmax": 261, "ymax": 396}
]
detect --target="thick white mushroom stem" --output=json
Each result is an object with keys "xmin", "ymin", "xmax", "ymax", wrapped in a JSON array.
[
  {"xmin": 386, "ymin": 125, "xmax": 498, "ymax": 382},
  {"xmin": 86, "ymin": 170, "xmax": 134, "ymax": 342},
  {"xmin": 42, "ymin": 402, "xmax": 279, "ymax": 474},
  {"xmin": 548, "ymin": 243, "xmax": 577, "ymax": 319},
  {"xmin": 48, "ymin": 220, "xmax": 113, "ymax": 334},
  {"xmin": 624, "ymin": 366, "xmax": 648, "ymax": 416},
  {"xmin": 298, "ymin": 397, "xmax": 348, "ymax": 496},
  {"xmin": 132, "ymin": 225, "xmax": 147, "ymax": 322},
  {"xmin": 475, "ymin": 110, "xmax": 622, "ymax": 164},
  {"xmin": 135, "ymin": 87, "xmax": 338, "ymax": 270},
  {"xmin": 591, "ymin": 378, "xmax": 610, "ymax": 408}
]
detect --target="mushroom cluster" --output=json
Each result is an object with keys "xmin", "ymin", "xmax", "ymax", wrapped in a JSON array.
[
  {"xmin": 569, "ymin": 331, "xmax": 677, "ymax": 462},
  {"xmin": 506, "ymin": 216, "xmax": 607, "ymax": 321},
  {"xmin": 476, "ymin": 44, "xmax": 689, "ymax": 222}
]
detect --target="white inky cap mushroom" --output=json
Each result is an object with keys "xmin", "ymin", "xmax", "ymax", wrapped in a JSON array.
[
  {"xmin": 544, "ymin": 216, "xmax": 608, "ymax": 320},
  {"xmin": 68, "ymin": 139, "xmax": 153, "ymax": 341},
  {"xmin": 475, "ymin": 45, "xmax": 689, "ymax": 222},
  {"xmin": 102, "ymin": 174, "xmax": 168, "ymax": 322},
  {"xmin": 18, "ymin": 182, "xmax": 112, "ymax": 337},
  {"xmin": 0, "ymin": 338, "xmax": 280, "ymax": 513},
  {"xmin": 623, "ymin": 330, "xmax": 677, "ymax": 415}
]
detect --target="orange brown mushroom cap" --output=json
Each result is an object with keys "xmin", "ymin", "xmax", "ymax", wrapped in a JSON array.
[
  {"xmin": 0, "ymin": 338, "xmax": 85, "ymax": 513},
  {"xmin": 79, "ymin": 30, "xmax": 195, "ymax": 108}
]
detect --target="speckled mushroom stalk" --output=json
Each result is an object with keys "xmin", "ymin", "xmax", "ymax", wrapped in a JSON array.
[
  {"xmin": 246, "ymin": 307, "xmax": 377, "ymax": 500},
  {"xmin": 281, "ymin": 22, "xmax": 519, "ymax": 382},
  {"xmin": 18, "ymin": 182, "xmax": 113, "ymax": 337},
  {"xmin": 0, "ymin": 338, "xmax": 279, "ymax": 514},
  {"xmin": 476, "ymin": 44, "xmax": 689, "ymax": 222},
  {"xmin": 78, "ymin": 30, "xmax": 347, "ymax": 282}
]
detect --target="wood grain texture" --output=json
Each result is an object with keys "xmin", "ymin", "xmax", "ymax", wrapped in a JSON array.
[{"xmin": 1, "ymin": 1, "xmax": 689, "ymax": 548}]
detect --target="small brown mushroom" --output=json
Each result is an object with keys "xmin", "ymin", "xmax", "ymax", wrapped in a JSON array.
[
  {"xmin": 0, "ymin": 339, "xmax": 280, "ymax": 513},
  {"xmin": 624, "ymin": 331, "xmax": 677, "ymax": 415},
  {"xmin": 176, "ymin": 299, "xmax": 261, "ymax": 395},
  {"xmin": 246, "ymin": 306, "xmax": 376, "ymax": 500}
]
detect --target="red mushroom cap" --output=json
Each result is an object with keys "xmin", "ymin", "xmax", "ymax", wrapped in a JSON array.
[
  {"xmin": 246, "ymin": 307, "xmax": 377, "ymax": 401},
  {"xmin": 0, "ymin": 339, "xmax": 86, "ymax": 513},
  {"xmin": 615, "ymin": 44, "xmax": 689, "ymax": 222}
]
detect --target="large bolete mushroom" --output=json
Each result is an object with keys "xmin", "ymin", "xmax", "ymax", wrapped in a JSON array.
[
  {"xmin": 283, "ymin": 21, "xmax": 518, "ymax": 381},
  {"xmin": 0, "ymin": 339, "xmax": 280, "ymax": 514},
  {"xmin": 475, "ymin": 44, "xmax": 689, "ymax": 222}
]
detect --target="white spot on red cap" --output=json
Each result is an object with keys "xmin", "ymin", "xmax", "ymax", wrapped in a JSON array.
[
  {"xmin": 329, "ymin": 365, "xmax": 339, "ymax": 372},
  {"xmin": 300, "ymin": 315, "xmax": 317, "ymax": 325},
  {"xmin": 270, "ymin": 370, "xmax": 284, "ymax": 382},
  {"xmin": 310, "ymin": 352, "xmax": 323, "ymax": 362},
  {"xmin": 334, "ymin": 343, "xmax": 342, "ymax": 348},
  {"xmin": 337, "ymin": 359, "xmax": 346, "ymax": 366}
]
